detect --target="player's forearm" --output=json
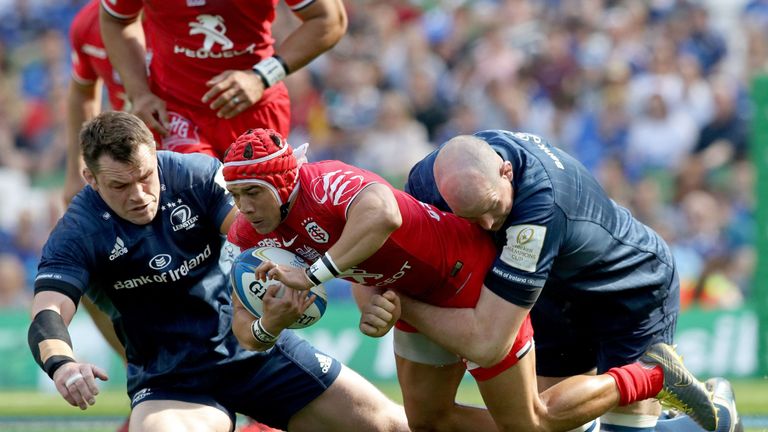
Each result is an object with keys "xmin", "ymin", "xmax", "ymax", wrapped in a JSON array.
[
  {"xmin": 231, "ymin": 304, "xmax": 275, "ymax": 352},
  {"xmin": 399, "ymin": 288, "xmax": 527, "ymax": 368},
  {"xmin": 279, "ymin": 0, "xmax": 347, "ymax": 72},
  {"xmin": 99, "ymin": 10, "xmax": 150, "ymax": 99},
  {"xmin": 398, "ymin": 297, "xmax": 503, "ymax": 367}
]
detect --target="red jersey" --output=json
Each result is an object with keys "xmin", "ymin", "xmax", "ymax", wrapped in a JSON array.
[
  {"xmin": 101, "ymin": 0, "xmax": 306, "ymax": 110},
  {"xmin": 228, "ymin": 160, "xmax": 498, "ymax": 308},
  {"xmin": 71, "ymin": 0, "xmax": 126, "ymax": 110}
]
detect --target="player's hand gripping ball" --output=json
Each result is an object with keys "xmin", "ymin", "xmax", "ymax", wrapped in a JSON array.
[{"xmin": 231, "ymin": 247, "xmax": 328, "ymax": 329}]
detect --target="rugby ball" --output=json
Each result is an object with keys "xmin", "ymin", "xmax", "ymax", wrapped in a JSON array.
[{"xmin": 230, "ymin": 246, "xmax": 328, "ymax": 329}]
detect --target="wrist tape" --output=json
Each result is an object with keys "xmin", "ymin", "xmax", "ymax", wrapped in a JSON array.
[
  {"xmin": 28, "ymin": 309, "xmax": 75, "ymax": 378},
  {"xmin": 305, "ymin": 253, "xmax": 341, "ymax": 286},
  {"xmin": 252, "ymin": 55, "xmax": 289, "ymax": 88},
  {"xmin": 251, "ymin": 318, "xmax": 279, "ymax": 344}
]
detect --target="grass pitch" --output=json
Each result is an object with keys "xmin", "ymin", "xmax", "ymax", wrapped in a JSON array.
[{"xmin": 0, "ymin": 378, "xmax": 766, "ymax": 431}]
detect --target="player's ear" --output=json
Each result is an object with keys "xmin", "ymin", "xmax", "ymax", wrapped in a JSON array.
[
  {"xmin": 500, "ymin": 161, "xmax": 513, "ymax": 182},
  {"xmin": 82, "ymin": 167, "xmax": 98, "ymax": 190}
]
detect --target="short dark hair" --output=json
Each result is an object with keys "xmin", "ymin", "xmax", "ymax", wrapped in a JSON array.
[{"xmin": 80, "ymin": 111, "xmax": 155, "ymax": 172}]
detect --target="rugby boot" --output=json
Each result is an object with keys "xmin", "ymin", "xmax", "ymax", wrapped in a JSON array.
[
  {"xmin": 639, "ymin": 343, "xmax": 718, "ymax": 431},
  {"xmin": 706, "ymin": 377, "xmax": 742, "ymax": 432}
]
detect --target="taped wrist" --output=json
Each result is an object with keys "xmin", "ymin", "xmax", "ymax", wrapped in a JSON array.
[
  {"xmin": 305, "ymin": 252, "xmax": 341, "ymax": 286},
  {"xmin": 28, "ymin": 309, "xmax": 75, "ymax": 378},
  {"xmin": 251, "ymin": 318, "xmax": 279, "ymax": 345},
  {"xmin": 252, "ymin": 55, "xmax": 289, "ymax": 88}
]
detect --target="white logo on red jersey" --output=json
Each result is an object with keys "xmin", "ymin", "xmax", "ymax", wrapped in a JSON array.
[
  {"xmin": 188, "ymin": 15, "xmax": 233, "ymax": 52},
  {"xmin": 160, "ymin": 112, "xmax": 201, "ymax": 150},
  {"xmin": 338, "ymin": 267, "xmax": 384, "ymax": 284},
  {"xmin": 310, "ymin": 170, "xmax": 366, "ymax": 206},
  {"xmin": 302, "ymin": 218, "xmax": 330, "ymax": 244}
]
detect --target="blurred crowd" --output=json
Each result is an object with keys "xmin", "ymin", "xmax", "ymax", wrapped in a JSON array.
[{"xmin": 0, "ymin": 0, "xmax": 764, "ymax": 311}]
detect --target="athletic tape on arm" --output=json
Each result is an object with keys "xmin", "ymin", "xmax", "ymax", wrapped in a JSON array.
[{"xmin": 28, "ymin": 309, "xmax": 75, "ymax": 378}]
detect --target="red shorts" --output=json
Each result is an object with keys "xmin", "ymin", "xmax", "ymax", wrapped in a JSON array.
[
  {"xmin": 464, "ymin": 314, "xmax": 534, "ymax": 381},
  {"xmin": 152, "ymin": 82, "xmax": 291, "ymax": 160}
]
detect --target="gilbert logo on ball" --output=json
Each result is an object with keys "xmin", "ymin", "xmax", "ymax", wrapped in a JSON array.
[{"xmin": 230, "ymin": 247, "xmax": 328, "ymax": 329}]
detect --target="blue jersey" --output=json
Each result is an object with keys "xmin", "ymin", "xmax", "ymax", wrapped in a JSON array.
[
  {"xmin": 34, "ymin": 151, "xmax": 251, "ymax": 393},
  {"xmin": 405, "ymin": 130, "xmax": 675, "ymax": 310}
]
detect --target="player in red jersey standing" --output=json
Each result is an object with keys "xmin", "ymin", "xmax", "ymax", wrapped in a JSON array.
[
  {"xmin": 99, "ymin": 0, "xmax": 346, "ymax": 159},
  {"xmin": 222, "ymin": 128, "xmax": 716, "ymax": 432},
  {"xmin": 64, "ymin": 0, "xmax": 139, "ymax": 204}
]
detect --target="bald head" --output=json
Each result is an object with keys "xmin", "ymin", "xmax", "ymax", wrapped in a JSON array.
[{"xmin": 434, "ymin": 136, "xmax": 501, "ymax": 210}]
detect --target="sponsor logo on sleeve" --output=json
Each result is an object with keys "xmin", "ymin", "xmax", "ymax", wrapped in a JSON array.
[
  {"xmin": 310, "ymin": 170, "xmax": 366, "ymax": 206},
  {"xmin": 500, "ymin": 225, "xmax": 546, "ymax": 272},
  {"xmin": 315, "ymin": 353, "xmax": 333, "ymax": 373}
]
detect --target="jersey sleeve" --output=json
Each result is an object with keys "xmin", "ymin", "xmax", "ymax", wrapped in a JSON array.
[
  {"xmin": 285, "ymin": 0, "xmax": 317, "ymax": 12},
  {"xmin": 100, "ymin": 0, "xmax": 143, "ymax": 20},
  {"xmin": 303, "ymin": 162, "xmax": 381, "ymax": 220},
  {"xmin": 34, "ymin": 221, "xmax": 92, "ymax": 304},
  {"xmin": 484, "ymin": 188, "xmax": 565, "ymax": 308}
]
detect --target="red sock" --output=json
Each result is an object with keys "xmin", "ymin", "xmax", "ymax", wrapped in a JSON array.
[{"xmin": 606, "ymin": 362, "xmax": 664, "ymax": 406}]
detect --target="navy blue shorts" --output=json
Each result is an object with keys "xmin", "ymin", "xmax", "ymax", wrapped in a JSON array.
[
  {"xmin": 128, "ymin": 331, "xmax": 341, "ymax": 430},
  {"xmin": 532, "ymin": 267, "xmax": 680, "ymax": 377}
]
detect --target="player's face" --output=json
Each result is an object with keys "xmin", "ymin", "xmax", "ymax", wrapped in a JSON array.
[
  {"xmin": 452, "ymin": 162, "xmax": 514, "ymax": 232},
  {"xmin": 85, "ymin": 144, "xmax": 160, "ymax": 225},
  {"xmin": 227, "ymin": 184, "xmax": 282, "ymax": 234},
  {"xmin": 454, "ymin": 184, "xmax": 511, "ymax": 231}
]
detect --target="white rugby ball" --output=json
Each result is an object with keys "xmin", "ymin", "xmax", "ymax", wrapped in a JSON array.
[{"xmin": 230, "ymin": 246, "xmax": 328, "ymax": 329}]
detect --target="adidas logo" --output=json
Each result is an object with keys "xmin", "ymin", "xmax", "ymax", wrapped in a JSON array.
[
  {"xmin": 315, "ymin": 353, "xmax": 332, "ymax": 374},
  {"xmin": 132, "ymin": 388, "xmax": 152, "ymax": 404},
  {"xmin": 109, "ymin": 236, "xmax": 129, "ymax": 261}
]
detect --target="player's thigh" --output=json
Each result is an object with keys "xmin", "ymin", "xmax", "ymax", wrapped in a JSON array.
[
  {"xmin": 475, "ymin": 350, "xmax": 544, "ymax": 432},
  {"xmin": 287, "ymin": 364, "xmax": 407, "ymax": 432},
  {"xmin": 130, "ymin": 399, "xmax": 232, "ymax": 432},
  {"xmin": 395, "ymin": 354, "xmax": 466, "ymax": 422}
]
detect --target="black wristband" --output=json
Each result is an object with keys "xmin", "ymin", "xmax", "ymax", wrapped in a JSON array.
[{"xmin": 28, "ymin": 309, "xmax": 75, "ymax": 378}]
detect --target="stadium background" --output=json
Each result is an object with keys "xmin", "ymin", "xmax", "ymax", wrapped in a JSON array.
[{"xmin": 0, "ymin": 0, "xmax": 766, "ymax": 430}]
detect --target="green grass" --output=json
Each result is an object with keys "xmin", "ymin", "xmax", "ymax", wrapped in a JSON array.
[{"xmin": 0, "ymin": 378, "xmax": 766, "ymax": 431}]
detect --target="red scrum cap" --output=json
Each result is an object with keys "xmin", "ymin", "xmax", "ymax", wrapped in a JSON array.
[{"xmin": 223, "ymin": 128, "xmax": 298, "ymax": 206}]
